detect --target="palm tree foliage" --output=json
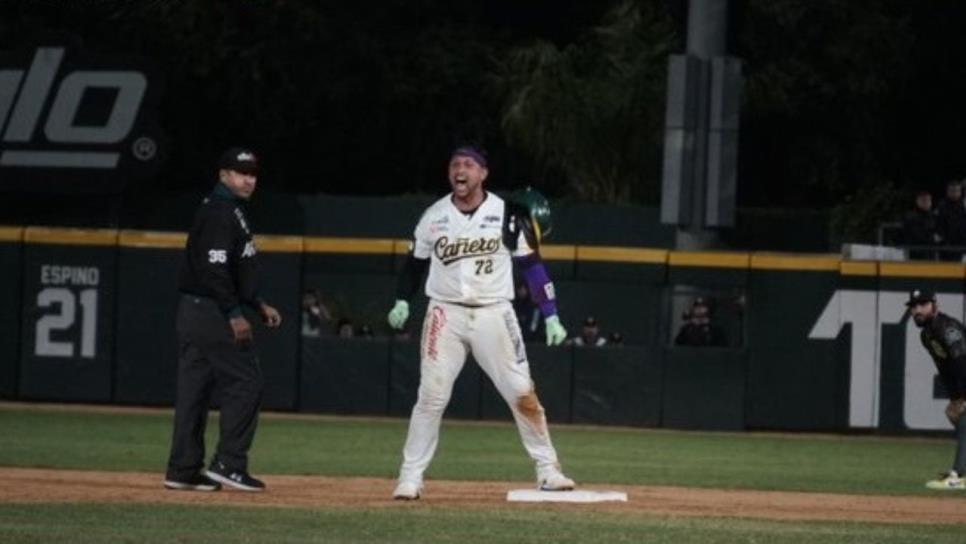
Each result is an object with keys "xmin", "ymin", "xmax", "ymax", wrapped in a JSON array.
[{"xmin": 492, "ymin": 2, "xmax": 676, "ymax": 203}]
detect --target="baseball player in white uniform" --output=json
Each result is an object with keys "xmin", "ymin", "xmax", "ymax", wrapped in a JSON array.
[{"xmin": 386, "ymin": 146, "xmax": 574, "ymax": 500}]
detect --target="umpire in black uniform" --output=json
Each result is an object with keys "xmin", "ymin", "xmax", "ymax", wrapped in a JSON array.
[
  {"xmin": 163, "ymin": 147, "xmax": 282, "ymax": 492},
  {"xmin": 908, "ymin": 288, "xmax": 966, "ymax": 490}
]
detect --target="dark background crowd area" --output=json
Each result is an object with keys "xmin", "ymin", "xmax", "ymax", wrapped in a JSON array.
[{"xmin": 2, "ymin": 0, "xmax": 966, "ymax": 249}]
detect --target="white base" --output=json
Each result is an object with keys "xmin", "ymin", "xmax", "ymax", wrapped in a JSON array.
[{"xmin": 507, "ymin": 489, "xmax": 627, "ymax": 503}]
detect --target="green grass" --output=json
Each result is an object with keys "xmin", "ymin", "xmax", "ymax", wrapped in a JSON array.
[
  {"xmin": 3, "ymin": 405, "xmax": 966, "ymax": 543},
  {"xmin": 0, "ymin": 406, "xmax": 959, "ymax": 496},
  {"xmin": 1, "ymin": 503, "xmax": 965, "ymax": 544}
]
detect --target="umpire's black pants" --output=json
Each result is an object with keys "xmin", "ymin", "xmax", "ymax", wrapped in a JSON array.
[{"xmin": 166, "ymin": 295, "xmax": 263, "ymax": 480}]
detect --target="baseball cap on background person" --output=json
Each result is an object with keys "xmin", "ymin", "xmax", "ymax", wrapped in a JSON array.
[
  {"xmin": 219, "ymin": 147, "xmax": 258, "ymax": 175},
  {"xmin": 905, "ymin": 288, "xmax": 936, "ymax": 307}
]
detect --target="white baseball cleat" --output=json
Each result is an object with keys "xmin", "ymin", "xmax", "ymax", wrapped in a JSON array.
[
  {"xmin": 926, "ymin": 470, "xmax": 966, "ymax": 490},
  {"xmin": 537, "ymin": 466, "xmax": 576, "ymax": 491},
  {"xmin": 392, "ymin": 480, "xmax": 423, "ymax": 500}
]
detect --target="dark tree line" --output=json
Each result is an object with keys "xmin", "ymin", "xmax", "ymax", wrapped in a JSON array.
[{"xmin": 1, "ymin": 0, "xmax": 965, "ymax": 215}]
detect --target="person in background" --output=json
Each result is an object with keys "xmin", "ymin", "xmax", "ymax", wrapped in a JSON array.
[
  {"xmin": 300, "ymin": 289, "xmax": 332, "ymax": 337},
  {"xmin": 901, "ymin": 189, "xmax": 939, "ymax": 260},
  {"xmin": 674, "ymin": 297, "xmax": 727, "ymax": 347},
  {"xmin": 907, "ymin": 289, "xmax": 966, "ymax": 490},
  {"xmin": 571, "ymin": 316, "xmax": 607, "ymax": 347},
  {"xmin": 337, "ymin": 317, "xmax": 355, "ymax": 338},
  {"xmin": 936, "ymin": 180, "xmax": 966, "ymax": 261}
]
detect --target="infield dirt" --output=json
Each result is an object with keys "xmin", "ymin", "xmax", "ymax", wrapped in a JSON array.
[{"xmin": 3, "ymin": 467, "xmax": 965, "ymax": 525}]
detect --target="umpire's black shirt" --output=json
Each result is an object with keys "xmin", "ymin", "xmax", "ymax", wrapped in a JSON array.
[
  {"xmin": 178, "ymin": 183, "xmax": 261, "ymax": 318},
  {"xmin": 920, "ymin": 311, "xmax": 966, "ymax": 400}
]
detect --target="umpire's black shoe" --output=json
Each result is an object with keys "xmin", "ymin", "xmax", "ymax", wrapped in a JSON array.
[
  {"xmin": 205, "ymin": 460, "xmax": 266, "ymax": 492},
  {"xmin": 163, "ymin": 473, "xmax": 222, "ymax": 492}
]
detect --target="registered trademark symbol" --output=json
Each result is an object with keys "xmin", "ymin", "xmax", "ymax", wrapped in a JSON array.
[{"xmin": 132, "ymin": 137, "xmax": 157, "ymax": 161}]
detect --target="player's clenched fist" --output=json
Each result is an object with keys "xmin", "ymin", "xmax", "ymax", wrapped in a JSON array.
[
  {"xmin": 544, "ymin": 315, "xmax": 567, "ymax": 346},
  {"xmin": 388, "ymin": 299, "xmax": 410, "ymax": 330}
]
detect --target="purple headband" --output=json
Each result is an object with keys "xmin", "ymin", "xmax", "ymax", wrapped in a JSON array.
[{"xmin": 451, "ymin": 146, "xmax": 487, "ymax": 168}]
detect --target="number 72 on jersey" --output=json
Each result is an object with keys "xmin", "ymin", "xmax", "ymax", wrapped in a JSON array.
[{"xmin": 474, "ymin": 258, "xmax": 493, "ymax": 275}]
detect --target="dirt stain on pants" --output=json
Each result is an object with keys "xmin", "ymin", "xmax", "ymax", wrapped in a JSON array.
[{"xmin": 517, "ymin": 390, "xmax": 548, "ymax": 436}]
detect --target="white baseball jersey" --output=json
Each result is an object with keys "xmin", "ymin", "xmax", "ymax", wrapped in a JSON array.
[
  {"xmin": 396, "ymin": 191, "xmax": 568, "ymax": 490},
  {"xmin": 413, "ymin": 192, "xmax": 533, "ymax": 306}
]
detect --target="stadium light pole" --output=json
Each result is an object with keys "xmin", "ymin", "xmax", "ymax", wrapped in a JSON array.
[{"xmin": 660, "ymin": 0, "xmax": 740, "ymax": 251}]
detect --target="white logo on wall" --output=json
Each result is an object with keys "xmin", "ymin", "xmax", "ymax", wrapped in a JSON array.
[
  {"xmin": 0, "ymin": 47, "xmax": 154, "ymax": 169},
  {"xmin": 809, "ymin": 289, "xmax": 958, "ymax": 431},
  {"xmin": 34, "ymin": 265, "xmax": 101, "ymax": 359}
]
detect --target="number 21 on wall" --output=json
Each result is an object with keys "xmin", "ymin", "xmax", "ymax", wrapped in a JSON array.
[{"xmin": 34, "ymin": 287, "xmax": 98, "ymax": 358}]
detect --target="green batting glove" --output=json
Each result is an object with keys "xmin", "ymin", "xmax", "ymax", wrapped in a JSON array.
[
  {"xmin": 544, "ymin": 315, "xmax": 567, "ymax": 346},
  {"xmin": 387, "ymin": 299, "xmax": 410, "ymax": 330}
]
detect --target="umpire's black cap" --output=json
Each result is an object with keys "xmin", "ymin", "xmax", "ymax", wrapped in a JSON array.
[
  {"xmin": 219, "ymin": 147, "xmax": 258, "ymax": 175},
  {"xmin": 905, "ymin": 289, "xmax": 936, "ymax": 307}
]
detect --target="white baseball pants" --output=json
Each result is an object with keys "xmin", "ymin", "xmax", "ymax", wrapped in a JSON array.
[{"xmin": 397, "ymin": 299, "xmax": 561, "ymax": 484}]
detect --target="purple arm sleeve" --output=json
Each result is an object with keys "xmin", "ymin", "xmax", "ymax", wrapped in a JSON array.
[{"xmin": 515, "ymin": 253, "xmax": 557, "ymax": 317}]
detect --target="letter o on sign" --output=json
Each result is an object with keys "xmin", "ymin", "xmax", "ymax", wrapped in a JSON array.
[{"xmin": 44, "ymin": 71, "xmax": 147, "ymax": 144}]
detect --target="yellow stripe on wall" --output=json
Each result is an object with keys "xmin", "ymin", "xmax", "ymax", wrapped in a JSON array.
[
  {"xmin": 256, "ymin": 235, "xmax": 303, "ymax": 253},
  {"xmin": 840, "ymin": 261, "xmax": 878, "ymax": 276},
  {"xmin": 392, "ymin": 239, "xmax": 412, "ymax": 255},
  {"xmin": 577, "ymin": 246, "xmax": 668, "ymax": 264},
  {"xmin": 0, "ymin": 226, "xmax": 24, "ymax": 242},
  {"xmin": 668, "ymin": 251, "xmax": 750, "ymax": 269},
  {"xmin": 540, "ymin": 244, "xmax": 577, "ymax": 261},
  {"xmin": 118, "ymin": 230, "xmax": 187, "ymax": 249},
  {"xmin": 24, "ymin": 227, "xmax": 118, "ymax": 246},
  {"xmin": 879, "ymin": 261, "xmax": 965, "ymax": 279},
  {"xmin": 750, "ymin": 253, "xmax": 840, "ymax": 271},
  {"xmin": 303, "ymin": 237, "xmax": 396, "ymax": 254},
  {"xmin": 11, "ymin": 223, "xmax": 966, "ymax": 279}
]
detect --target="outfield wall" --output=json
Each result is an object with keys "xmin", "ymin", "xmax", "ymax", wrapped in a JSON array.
[{"xmin": 0, "ymin": 225, "xmax": 959, "ymax": 433}]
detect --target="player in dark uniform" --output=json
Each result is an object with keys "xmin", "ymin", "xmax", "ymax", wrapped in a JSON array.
[
  {"xmin": 163, "ymin": 147, "xmax": 282, "ymax": 492},
  {"xmin": 907, "ymin": 289, "xmax": 966, "ymax": 490}
]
